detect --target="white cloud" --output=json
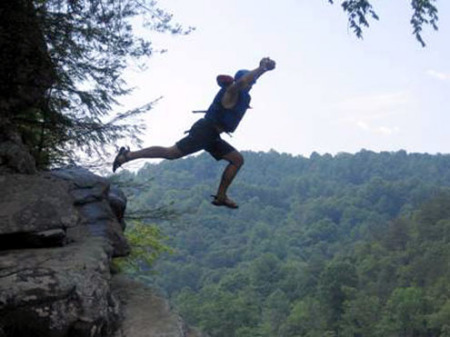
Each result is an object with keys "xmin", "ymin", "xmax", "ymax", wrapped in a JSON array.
[
  {"xmin": 334, "ymin": 91, "xmax": 410, "ymax": 136},
  {"xmin": 377, "ymin": 126, "xmax": 400, "ymax": 135},
  {"xmin": 355, "ymin": 122, "xmax": 400, "ymax": 136},
  {"xmin": 337, "ymin": 92, "xmax": 410, "ymax": 119},
  {"xmin": 356, "ymin": 120, "xmax": 370, "ymax": 131},
  {"xmin": 427, "ymin": 69, "xmax": 450, "ymax": 81}
]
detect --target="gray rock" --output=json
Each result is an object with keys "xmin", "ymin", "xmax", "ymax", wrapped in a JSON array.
[
  {"xmin": 52, "ymin": 167, "xmax": 110, "ymax": 205},
  {"xmin": 79, "ymin": 200, "xmax": 116, "ymax": 222},
  {"xmin": 0, "ymin": 138, "xmax": 37, "ymax": 175},
  {"xmin": 0, "ymin": 229, "xmax": 67, "ymax": 250},
  {"xmin": 0, "ymin": 238, "xmax": 120, "ymax": 337},
  {"xmin": 26, "ymin": 229, "xmax": 67, "ymax": 247},
  {"xmin": 0, "ymin": 166, "xmax": 194, "ymax": 337},
  {"xmin": 112, "ymin": 275, "xmax": 187, "ymax": 337},
  {"xmin": 0, "ymin": 174, "xmax": 79, "ymax": 235},
  {"xmin": 50, "ymin": 168, "xmax": 130, "ymax": 257},
  {"xmin": 86, "ymin": 220, "xmax": 130, "ymax": 258},
  {"xmin": 0, "ymin": 167, "xmax": 128, "ymax": 336},
  {"xmin": 51, "ymin": 166, "xmax": 109, "ymax": 190},
  {"xmin": 108, "ymin": 187, "xmax": 127, "ymax": 231}
]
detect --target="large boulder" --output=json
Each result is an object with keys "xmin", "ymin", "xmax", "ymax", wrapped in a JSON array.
[
  {"xmin": 51, "ymin": 167, "xmax": 129, "ymax": 257},
  {"xmin": 0, "ymin": 238, "xmax": 120, "ymax": 337},
  {"xmin": 0, "ymin": 167, "xmax": 129, "ymax": 256},
  {"xmin": 0, "ymin": 168, "xmax": 128, "ymax": 336},
  {"xmin": 0, "ymin": 174, "xmax": 79, "ymax": 236},
  {"xmin": 112, "ymin": 275, "xmax": 204, "ymax": 337}
]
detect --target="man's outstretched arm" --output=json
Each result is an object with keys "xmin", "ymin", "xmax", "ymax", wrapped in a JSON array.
[
  {"xmin": 239, "ymin": 57, "xmax": 276, "ymax": 87},
  {"xmin": 222, "ymin": 57, "xmax": 276, "ymax": 109}
]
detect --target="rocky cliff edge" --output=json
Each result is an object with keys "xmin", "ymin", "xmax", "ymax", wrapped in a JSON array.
[{"xmin": 0, "ymin": 167, "xmax": 200, "ymax": 337}]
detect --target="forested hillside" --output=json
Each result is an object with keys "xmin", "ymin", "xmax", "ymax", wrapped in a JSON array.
[{"xmin": 117, "ymin": 150, "xmax": 450, "ymax": 337}]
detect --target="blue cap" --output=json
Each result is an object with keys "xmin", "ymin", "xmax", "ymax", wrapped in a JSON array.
[{"xmin": 234, "ymin": 69, "xmax": 256, "ymax": 84}]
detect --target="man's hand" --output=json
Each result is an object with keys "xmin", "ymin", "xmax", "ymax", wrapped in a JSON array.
[{"xmin": 260, "ymin": 57, "xmax": 276, "ymax": 71}]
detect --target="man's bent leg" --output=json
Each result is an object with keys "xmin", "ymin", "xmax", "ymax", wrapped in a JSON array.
[{"xmin": 214, "ymin": 150, "xmax": 244, "ymax": 206}]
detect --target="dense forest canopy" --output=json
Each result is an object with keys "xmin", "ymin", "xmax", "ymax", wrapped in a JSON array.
[{"xmin": 116, "ymin": 150, "xmax": 450, "ymax": 337}]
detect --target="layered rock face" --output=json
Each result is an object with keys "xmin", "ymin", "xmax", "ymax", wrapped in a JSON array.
[
  {"xmin": 112, "ymin": 275, "xmax": 199, "ymax": 337},
  {"xmin": 0, "ymin": 168, "xmax": 129, "ymax": 337},
  {"xmin": 0, "ymin": 167, "xmax": 202, "ymax": 337}
]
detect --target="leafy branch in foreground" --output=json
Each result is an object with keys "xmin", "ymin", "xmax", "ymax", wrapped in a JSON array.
[
  {"xmin": 328, "ymin": 0, "xmax": 438, "ymax": 46},
  {"xmin": 410, "ymin": 0, "xmax": 439, "ymax": 46},
  {"xmin": 125, "ymin": 205, "xmax": 180, "ymax": 222},
  {"xmin": 113, "ymin": 221, "xmax": 173, "ymax": 278}
]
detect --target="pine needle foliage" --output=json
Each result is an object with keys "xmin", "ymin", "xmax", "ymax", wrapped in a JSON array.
[{"xmin": 27, "ymin": 0, "xmax": 192, "ymax": 168}]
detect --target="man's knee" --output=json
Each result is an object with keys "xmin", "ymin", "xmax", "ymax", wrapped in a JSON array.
[
  {"xmin": 235, "ymin": 154, "xmax": 244, "ymax": 168},
  {"xmin": 225, "ymin": 151, "xmax": 244, "ymax": 168},
  {"xmin": 166, "ymin": 146, "xmax": 184, "ymax": 160}
]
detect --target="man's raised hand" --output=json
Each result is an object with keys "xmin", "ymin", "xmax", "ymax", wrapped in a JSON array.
[{"xmin": 260, "ymin": 57, "xmax": 276, "ymax": 71}]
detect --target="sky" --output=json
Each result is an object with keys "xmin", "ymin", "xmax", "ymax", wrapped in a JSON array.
[{"xmin": 117, "ymin": 0, "xmax": 450, "ymax": 169}]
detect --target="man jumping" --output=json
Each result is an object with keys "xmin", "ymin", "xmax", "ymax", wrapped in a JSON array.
[{"xmin": 112, "ymin": 57, "xmax": 276, "ymax": 209}]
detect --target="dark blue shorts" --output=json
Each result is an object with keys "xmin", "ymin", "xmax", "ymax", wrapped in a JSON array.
[{"xmin": 176, "ymin": 118, "xmax": 236, "ymax": 160}]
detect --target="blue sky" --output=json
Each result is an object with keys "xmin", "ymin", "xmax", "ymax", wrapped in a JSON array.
[{"xmin": 118, "ymin": 0, "xmax": 449, "ymax": 169}]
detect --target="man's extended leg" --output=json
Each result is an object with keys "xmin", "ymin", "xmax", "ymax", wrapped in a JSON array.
[
  {"xmin": 213, "ymin": 150, "xmax": 244, "ymax": 208},
  {"xmin": 113, "ymin": 145, "xmax": 184, "ymax": 172},
  {"xmin": 126, "ymin": 145, "xmax": 184, "ymax": 161}
]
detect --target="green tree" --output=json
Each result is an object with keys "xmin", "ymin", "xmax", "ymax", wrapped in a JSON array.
[
  {"xmin": 281, "ymin": 297, "xmax": 326, "ymax": 337},
  {"xmin": 4, "ymin": 0, "xmax": 191, "ymax": 167},
  {"xmin": 428, "ymin": 301, "xmax": 450, "ymax": 336},
  {"xmin": 191, "ymin": 285, "xmax": 258, "ymax": 337},
  {"xmin": 277, "ymin": 260, "xmax": 311, "ymax": 301},
  {"xmin": 250, "ymin": 253, "xmax": 283, "ymax": 297},
  {"xmin": 318, "ymin": 261, "xmax": 358, "ymax": 332},
  {"xmin": 340, "ymin": 294, "xmax": 381, "ymax": 337},
  {"xmin": 260, "ymin": 289, "xmax": 290, "ymax": 337},
  {"xmin": 378, "ymin": 287, "xmax": 429, "ymax": 337}
]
